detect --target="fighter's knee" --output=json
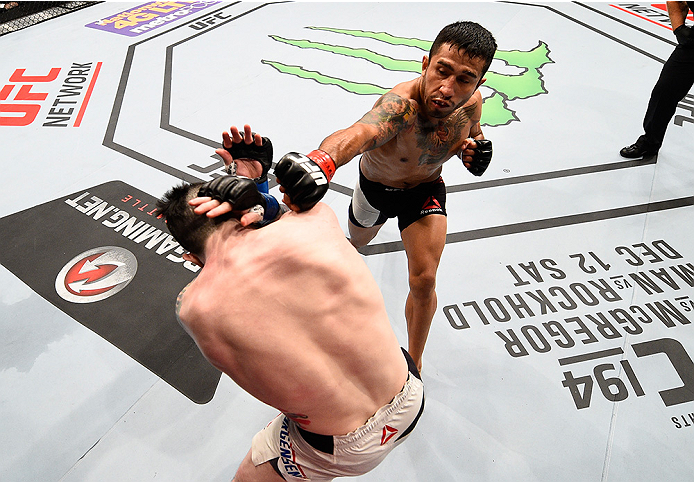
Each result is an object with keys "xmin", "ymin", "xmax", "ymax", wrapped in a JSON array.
[{"xmin": 408, "ymin": 271, "xmax": 437, "ymax": 297}]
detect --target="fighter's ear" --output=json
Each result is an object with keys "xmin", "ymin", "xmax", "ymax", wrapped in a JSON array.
[
  {"xmin": 183, "ymin": 252, "xmax": 204, "ymax": 267},
  {"xmin": 421, "ymin": 55, "xmax": 429, "ymax": 74}
]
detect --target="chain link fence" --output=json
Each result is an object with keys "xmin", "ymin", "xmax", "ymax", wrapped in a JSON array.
[{"xmin": 0, "ymin": 1, "xmax": 101, "ymax": 36}]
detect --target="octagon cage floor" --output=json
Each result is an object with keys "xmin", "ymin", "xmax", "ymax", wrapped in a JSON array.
[{"xmin": 1, "ymin": 2, "xmax": 693, "ymax": 481}]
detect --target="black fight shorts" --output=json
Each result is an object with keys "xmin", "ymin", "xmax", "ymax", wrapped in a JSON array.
[{"xmin": 348, "ymin": 167, "xmax": 447, "ymax": 232}]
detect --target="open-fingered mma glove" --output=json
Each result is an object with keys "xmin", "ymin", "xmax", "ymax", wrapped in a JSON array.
[
  {"xmin": 465, "ymin": 139, "xmax": 493, "ymax": 177},
  {"xmin": 198, "ymin": 175, "xmax": 264, "ymax": 211},
  {"xmin": 198, "ymin": 176, "xmax": 281, "ymax": 226},
  {"xmin": 198, "ymin": 175, "xmax": 281, "ymax": 225},
  {"xmin": 224, "ymin": 134, "xmax": 273, "ymax": 184}
]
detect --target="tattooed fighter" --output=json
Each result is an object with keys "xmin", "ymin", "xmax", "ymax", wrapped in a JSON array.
[{"xmin": 274, "ymin": 21, "xmax": 497, "ymax": 371}]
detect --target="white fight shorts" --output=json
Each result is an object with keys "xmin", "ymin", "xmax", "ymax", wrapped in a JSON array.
[{"xmin": 251, "ymin": 358, "xmax": 425, "ymax": 481}]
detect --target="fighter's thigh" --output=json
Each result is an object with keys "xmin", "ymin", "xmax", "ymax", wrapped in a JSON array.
[
  {"xmin": 348, "ymin": 220, "xmax": 383, "ymax": 248},
  {"xmin": 400, "ymin": 215, "xmax": 447, "ymax": 276},
  {"xmin": 234, "ymin": 449, "xmax": 285, "ymax": 482},
  {"xmin": 348, "ymin": 179, "xmax": 387, "ymax": 247}
]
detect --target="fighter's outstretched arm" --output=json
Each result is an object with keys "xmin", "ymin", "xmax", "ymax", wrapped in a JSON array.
[
  {"xmin": 319, "ymin": 92, "xmax": 418, "ymax": 167},
  {"xmin": 275, "ymin": 93, "xmax": 417, "ymax": 212}
]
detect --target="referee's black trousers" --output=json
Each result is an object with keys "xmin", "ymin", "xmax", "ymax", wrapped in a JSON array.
[{"xmin": 641, "ymin": 44, "xmax": 694, "ymax": 150}]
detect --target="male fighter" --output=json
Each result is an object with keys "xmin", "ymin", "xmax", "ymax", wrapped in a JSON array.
[
  {"xmin": 156, "ymin": 141, "xmax": 424, "ymax": 481},
  {"xmin": 274, "ymin": 21, "xmax": 497, "ymax": 371}
]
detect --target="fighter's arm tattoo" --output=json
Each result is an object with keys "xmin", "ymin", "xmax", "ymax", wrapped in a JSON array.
[
  {"xmin": 357, "ymin": 93, "xmax": 417, "ymax": 151},
  {"xmin": 416, "ymin": 102, "xmax": 478, "ymax": 165}
]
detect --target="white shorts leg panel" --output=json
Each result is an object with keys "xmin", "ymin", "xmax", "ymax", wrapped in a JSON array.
[{"xmin": 350, "ymin": 176, "xmax": 383, "ymax": 228}]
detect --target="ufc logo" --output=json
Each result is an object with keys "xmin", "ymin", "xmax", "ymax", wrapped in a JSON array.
[
  {"xmin": 298, "ymin": 157, "xmax": 328, "ymax": 186},
  {"xmin": 0, "ymin": 68, "xmax": 60, "ymax": 126}
]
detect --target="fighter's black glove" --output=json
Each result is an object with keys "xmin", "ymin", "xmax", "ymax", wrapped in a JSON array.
[
  {"xmin": 198, "ymin": 175, "xmax": 265, "ymax": 212},
  {"xmin": 274, "ymin": 150, "xmax": 336, "ymax": 211},
  {"xmin": 463, "ymin": 139, "xmax": 493, "ymax": 176},
  {"xmin": 198, "ymin": 175, "xmax": 281, "ymax": 224},
  {"xmin": 674, "ymin": 25, "xmax": 694, "ymax": 47},
  {"xmin": 224, "ymin": 134, "xmax": 273, "ymax": 184}
]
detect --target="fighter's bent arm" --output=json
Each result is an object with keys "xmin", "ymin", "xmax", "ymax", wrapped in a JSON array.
[
  {"xmin": 459, "ymin": 98, "xmax": 492, "ymax": 176},
  {"xmin": 468, "ymin": 120, "xmax": 484, "ymax": 142}
]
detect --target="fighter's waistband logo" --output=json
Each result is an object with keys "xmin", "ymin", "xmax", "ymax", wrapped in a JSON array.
[
  {"xmin": 381, "ymin": 424, "xmax": 398, "ymax": 445},
  {"xmin": 55, "ymin": 246, "xmax": 138, "ymax": 303}
]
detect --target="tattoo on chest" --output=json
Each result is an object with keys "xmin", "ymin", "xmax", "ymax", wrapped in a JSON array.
[{"xmin": 416, "ymin": 103, "xmax": 477, "ymax": 165}]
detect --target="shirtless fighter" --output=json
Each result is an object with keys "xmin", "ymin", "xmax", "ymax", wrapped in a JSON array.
[
  {"xmin": 274, "ymin": 21, "xmax": 497, "ymax": 371},
  {"xmin": 155, "ymin": 138, "xmax": 424, "ymax": 481}
]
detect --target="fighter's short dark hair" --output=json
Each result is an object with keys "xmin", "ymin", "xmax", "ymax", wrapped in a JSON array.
[
  {"xmin": 429, "ymin": 21, "xmax": 497, "ymax": 75},
  {"xmin": 155, "ymin": 182, "xmax": 217, "ymax": 256}
]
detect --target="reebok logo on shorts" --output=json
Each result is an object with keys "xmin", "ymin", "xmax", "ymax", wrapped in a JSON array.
[
  {"xmin": 381, "ymin": 425, "xmax": 398, "ymax": 445},
  {"xmin": 420, "ymin": 196, "xmax": 443, "ymax": 215}
]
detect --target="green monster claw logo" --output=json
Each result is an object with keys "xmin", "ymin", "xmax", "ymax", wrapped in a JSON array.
[{"xmin": 262, "ymin": 26, "xmax": 553, "ymax": 127}]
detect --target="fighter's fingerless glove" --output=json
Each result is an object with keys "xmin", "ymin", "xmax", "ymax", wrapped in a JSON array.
[
  {"xmin": 198, "ymin": 175, "xmax": 281, "ymax": 225},
  {"xmin": 224, "ymin": 134, "xmax": 273, "ymax": 184},
  {"xmin": 465, "ymin": 139, "xmax": 493, "ymax": 177},
  {"xmin": 274, "ymin": 150, "xmax": 336, "ymax": 211},
  {"xmin": 198, "ymin": 175, "xmax": 264, "ymax": 212}
]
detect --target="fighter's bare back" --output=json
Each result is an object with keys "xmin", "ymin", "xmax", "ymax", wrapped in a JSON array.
[{"xmin": 176, "ymin": 203, "xmax": 408, "ymax": 436}]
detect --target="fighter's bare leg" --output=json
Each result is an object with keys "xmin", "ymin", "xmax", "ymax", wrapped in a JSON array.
[
  {"xmin": 232, "ymin": 449, "xmax": 285, "ymax": 482},
  {"xmin": 348, "ymin": 219, "xmax": 384, "ymax": 248},
  {"xmin": 400, "ymin": 214, "xmax": 447, "ymax": 371}
]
